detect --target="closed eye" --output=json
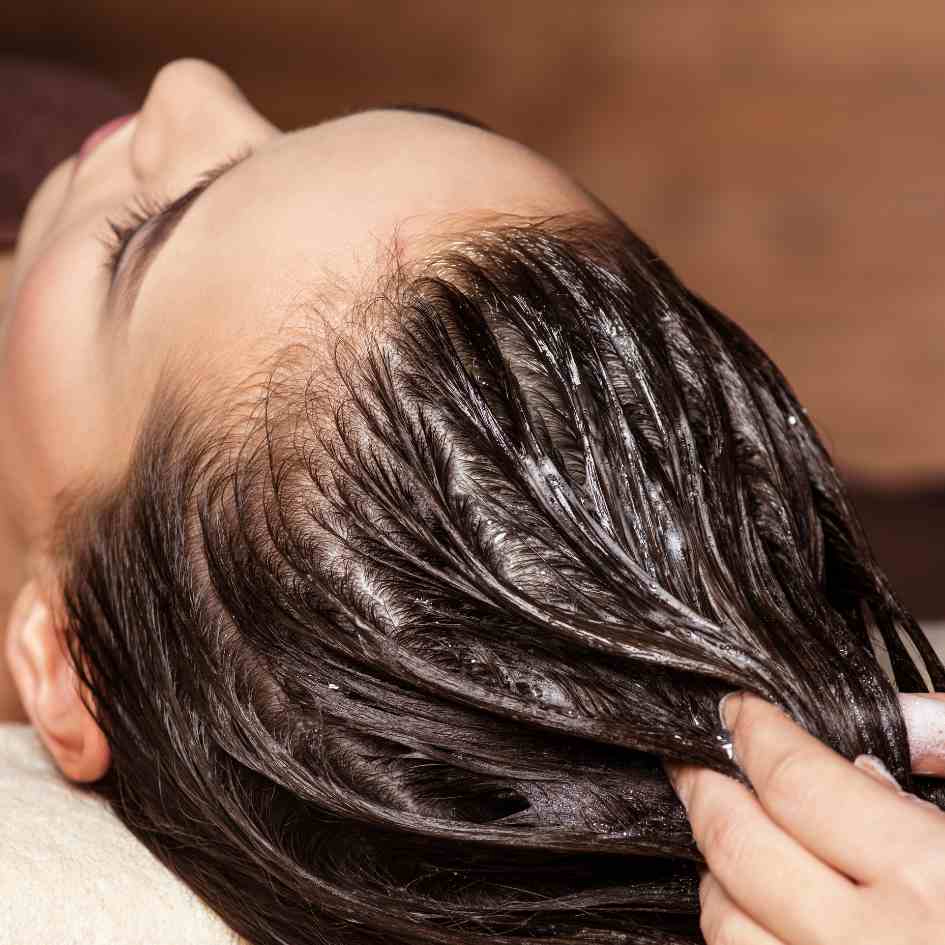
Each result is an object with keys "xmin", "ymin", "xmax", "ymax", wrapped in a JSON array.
[
  {"xmin": 96, "ymin": 148, "xmax": 254, "ymax": 283},
  {"xmin": 97, "ymin": 146, "xmax": 255, "ymax": 324}
]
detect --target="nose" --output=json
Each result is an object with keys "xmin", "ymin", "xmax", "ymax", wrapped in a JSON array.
[{"xmin": 128, "ymin": 58, "xmax": 277, "ymax": 187}]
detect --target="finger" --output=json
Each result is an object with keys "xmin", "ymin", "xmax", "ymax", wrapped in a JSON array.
[
  {"xmin": 668, "ymin": 760, "xmax": 858, "ymax": 945},
  {"xmin": 698, "ymin": 871, "xmax": 785, "ymax": 945},
  {"xmin": 723, "ymin": 692, "xmax": 945, "ymax": 884},
  {"xmin": 899, "ymin": 693, "xmax": 945, "ymax": 776},
  {"xmin": 854, "ymin": 753, "xmax": 945, "ymax": 817}
]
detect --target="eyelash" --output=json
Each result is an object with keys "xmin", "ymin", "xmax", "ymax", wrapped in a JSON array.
[
  {"xmin": 95, "ymin": 146, "xmax": 255, "ymax": 280},
  {"xmin": 97, "ymin": 191, "xmax": 173, "ymax": 279}
]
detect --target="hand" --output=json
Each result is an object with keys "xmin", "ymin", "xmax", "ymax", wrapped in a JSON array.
[{"xmin": 666, "ymin": 692, "xmax": 945, "ymax": 945}]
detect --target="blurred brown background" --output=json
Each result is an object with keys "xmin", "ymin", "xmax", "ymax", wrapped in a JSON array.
[{"xmin": 4, "ymin": 1, "xmax": 945, "ymax": 613}]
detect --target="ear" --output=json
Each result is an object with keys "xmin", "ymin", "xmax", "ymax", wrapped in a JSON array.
[{"xmin": 4, "ymin": 579, "xmax": 111, "ymax": 782}]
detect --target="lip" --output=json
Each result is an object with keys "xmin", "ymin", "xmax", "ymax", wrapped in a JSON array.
[{"xmin": 76, "ymin": 112, "xmax": 137, "ymax": 168}]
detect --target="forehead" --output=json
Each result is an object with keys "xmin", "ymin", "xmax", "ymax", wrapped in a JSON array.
[{"xmin": 128, "ymin": 109, "xmax": 601, "ymax": 386}]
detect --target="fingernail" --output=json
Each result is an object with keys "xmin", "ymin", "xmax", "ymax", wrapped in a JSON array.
[
  {"xmin": 853, "ymin": 754, "xmax": 943, "ymax": 814},
  {"xmin": 718, "ymin": 691, "xmax": 743, "ymax": 731},
  {"xmin": 663, "ymin": 761, "xmax": 691, "ymax": 810},
  {"xmin": 899, "ymin": 694, "xmax": 945, "ymax": 776},
  {"xmin": 854, "ymin": 753, "xmax": 902, "ymax": 791},
  {"xmin": 717, "ymin": 692, "xmax": 742, "ymax": 765}
]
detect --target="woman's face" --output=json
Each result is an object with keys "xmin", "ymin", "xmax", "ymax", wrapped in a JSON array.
[{"xmin": 0, "ymin": 59, "xmax": 601, "ymax": 555}]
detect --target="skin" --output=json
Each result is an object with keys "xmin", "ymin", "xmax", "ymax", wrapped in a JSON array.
[
  {"xmin": 667, "ymin": 692, "xmax": 945, "ymax": 945},
  {"xmin": 0, "ymin": 253, "xmax": 18, "ymax": 720},
  {"xmin": 4, "ymin": 56, "xmax": 945, "ymax": 937},
  {"xmin": 0, "ymin": 56, "xmax": 603, "ymax": 745}
]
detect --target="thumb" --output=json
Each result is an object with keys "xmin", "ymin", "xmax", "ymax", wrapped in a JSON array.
[{"xmin": 899, "ymin": 693, "xmax": 945, "ymax": 776}]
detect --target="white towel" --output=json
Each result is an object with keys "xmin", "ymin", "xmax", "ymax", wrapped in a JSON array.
[{"xmin": 0, "ymin": 723, "xmax": 242, "ymax": 945}]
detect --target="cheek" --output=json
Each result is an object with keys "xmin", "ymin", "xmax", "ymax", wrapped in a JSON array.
[{"xmin": 0, "ymin": 249, "xmax": 111, "ymax": 537}]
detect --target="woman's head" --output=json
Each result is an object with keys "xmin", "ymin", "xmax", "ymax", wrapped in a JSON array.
[
  {"xmin": 1, "ymin": 57, "xmax": 602, "ymax": 563},
  {"xmin": 4, "ymin": 59, "xmax": 945, "ymax": 945},
  {"xmin": 1, "ymin": 57, "xmax": 606, "ymax": 773}
]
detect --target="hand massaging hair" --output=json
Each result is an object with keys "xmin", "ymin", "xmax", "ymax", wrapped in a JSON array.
[{"xmin": 53, "ymin": 214, "xmax": 945, "ymax": 944}]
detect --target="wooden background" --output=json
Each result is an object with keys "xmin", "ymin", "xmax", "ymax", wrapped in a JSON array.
[{"xmin": 5, "ymin": 1, "xmax": 945, "ymax": 610}]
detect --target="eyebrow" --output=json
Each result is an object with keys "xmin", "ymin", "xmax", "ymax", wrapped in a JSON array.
[
  {"xmin": 107, "ymin": 104, "xmax": 491, "ymax": 324},
  {"xmin": 377, "ymin": 104, "xmax": 492, "ymax": 131}
]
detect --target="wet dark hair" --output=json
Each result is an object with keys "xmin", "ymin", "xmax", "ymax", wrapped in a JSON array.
[{"xmin": 55, "ymin": 214, "xmax": 945, "ymax": 945}]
